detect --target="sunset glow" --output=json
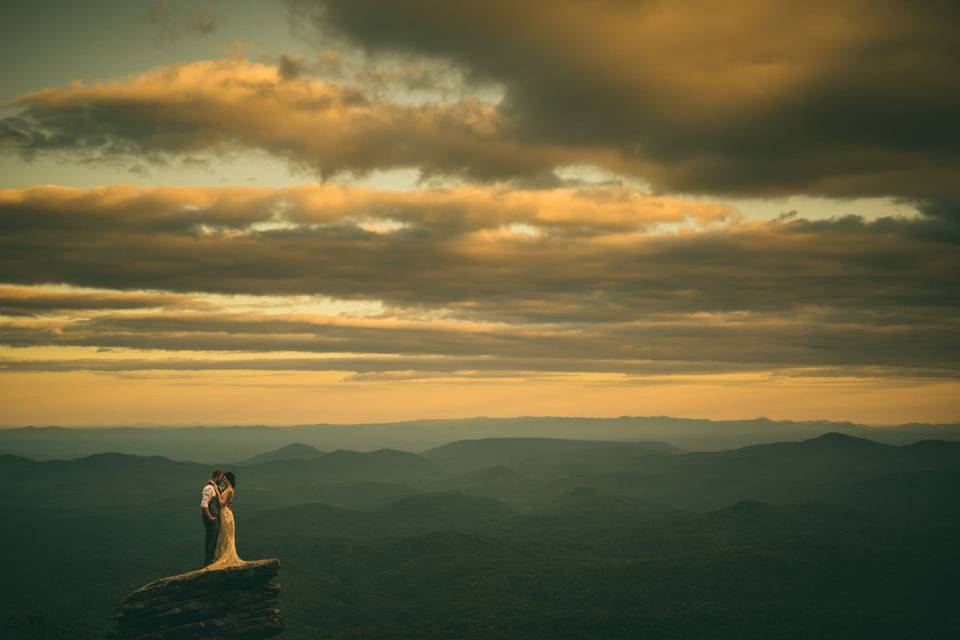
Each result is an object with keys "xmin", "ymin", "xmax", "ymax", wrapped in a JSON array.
[{"xmin": 1, "ymin": 0, "xmax": 957, "ymax": 425}]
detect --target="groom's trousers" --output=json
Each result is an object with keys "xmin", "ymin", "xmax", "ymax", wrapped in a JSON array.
[{"xmin": 203, "ymin": 513, "xmax": 220, "ymax": 566}]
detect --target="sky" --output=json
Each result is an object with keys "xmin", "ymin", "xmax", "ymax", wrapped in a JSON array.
[{"xmin": 0, "ymin": 0, "xmax": 957, "ymax": 426}]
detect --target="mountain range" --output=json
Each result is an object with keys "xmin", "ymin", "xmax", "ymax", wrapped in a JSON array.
[
  {"xmin": 2, "ymin": 431, "xmax": 959, "ymax": 639},
  {"xmin": 2, "ymin": 415, "xmax": 959, "ymax": 462}
]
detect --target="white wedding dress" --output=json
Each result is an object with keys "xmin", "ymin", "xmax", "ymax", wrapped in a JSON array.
[{"xmin": 205, "ymin": 492, "xmax": 243, "ymax": 570}]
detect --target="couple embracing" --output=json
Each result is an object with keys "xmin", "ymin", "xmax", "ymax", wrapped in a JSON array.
[{"xmin": 200, "ymin": 469, "xmax": 242, "ymax": 569}]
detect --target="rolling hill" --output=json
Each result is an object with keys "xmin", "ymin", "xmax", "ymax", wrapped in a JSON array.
[{"xmin": 239, "ymin": 442, "xmax": 324, "ymax": 465}]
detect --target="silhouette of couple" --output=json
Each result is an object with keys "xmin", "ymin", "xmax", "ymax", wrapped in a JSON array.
[{"xmin": 200, "ymin": 469, "xmax": 242, "ymax": 569}]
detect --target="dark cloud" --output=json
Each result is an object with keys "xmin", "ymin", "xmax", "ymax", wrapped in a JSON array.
[
  {"xmin": 0, "ymin": 185, "xmax": 957, "ymax": 378},
  {"xmin": 2, "ymin": 1, "xmax": 957, "ymax": 207},
  {"xmin": 0, "ymin": 354, "xmax": 767, "ymax": 378},
  {"xmin": 277, "ymin": 54, "xmax": 307, "ymax": 80},
  {"xmin": 1, "ymin": 308, "xmax": 956, "ymax": 378},
  {"xmin": 139, "ymin": 0, "xmax": 218, "ymax": 40},
  {"xmin": 0, "ymin": 286, "xmax": 208, "ymax": 316},
  {"xmin": 298, "ymin": 0, "xmax": 960, "ymax": 206},
  {"xmin": 0, "ymin": 186, "xmax": 954, "ymax": 317},
  {"xmin": 6, "ymin": 4, "xmax": 957, "ymax": 209}
]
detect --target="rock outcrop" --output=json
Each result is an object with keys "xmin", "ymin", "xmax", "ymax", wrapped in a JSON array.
[{"xmin": 111, "ymin": 559, "xmax": 282, "ymax": 639}]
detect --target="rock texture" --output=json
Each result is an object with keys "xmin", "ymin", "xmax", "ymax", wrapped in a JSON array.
[{"xmin": 111, "ymin": 559, "xmax": 282, "ymax": 639}]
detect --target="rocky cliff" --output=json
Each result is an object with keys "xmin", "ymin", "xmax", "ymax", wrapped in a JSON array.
[{"xmin": 111, "ymin": 558, "xmax": 282, "ymax": 639}]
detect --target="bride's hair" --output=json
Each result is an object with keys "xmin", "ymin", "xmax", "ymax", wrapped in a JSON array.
[{"xmin": 225, "ymin": 471, "xmax": 237, "ymax": 488}]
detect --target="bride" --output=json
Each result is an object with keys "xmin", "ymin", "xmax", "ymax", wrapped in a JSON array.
[{"xmin": 205, "ymin": 471, "xmax": 243, "ymax": 569}]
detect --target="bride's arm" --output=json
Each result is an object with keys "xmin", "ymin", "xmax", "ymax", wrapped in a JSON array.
[{"xmin": 218, "ymin": 487, "xmax": 233, "ymax": 505}]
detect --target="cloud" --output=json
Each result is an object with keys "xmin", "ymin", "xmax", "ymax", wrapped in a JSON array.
[
  {"xmin": 139, "ymin": 0, "xmax": 218, "ymax": 40},
  {"xmin": 0, "ymin": 185, "xmax": 952, "ymax": 315},
  {"xmin": 276, "ymin": 54, "xmax": 307, "ymax": 81},
  {"xmin": 296, "ymin": 0, "xmax": 960, "ymax": 206},
  {"xmin": 1, "ymin": 307, "xmax": 956, "ymax": 378},
  {"xmin": 0, "ymin": 285, "xmax": 209, "ymax": 316},
  {"xmin": 0, "ymin": 58, "xmax": 596, "ymax": 183},
  {"xmin": 0, "ymin": 182, "xmax": 734, "ymax": 237},
  {"xmin": 5, "ymin": 17, "xmax": 957, "ymax": 208},
  {"xmin": 0, "ymin": 184, "xmax": 956, "ymax": 378},
  {"xmin": 2, "ymin": 354, "xmax": 937, "ymax": 382}
]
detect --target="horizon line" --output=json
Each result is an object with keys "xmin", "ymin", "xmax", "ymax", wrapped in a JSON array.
[{"xmin": 1, "ymin": 414, "xmax": 956, "ymax": 430}]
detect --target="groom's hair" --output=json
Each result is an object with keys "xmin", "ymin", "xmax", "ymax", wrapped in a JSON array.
[{"xmin": 211, "ymin": 469, "xmax": 224, "ymax": 479}]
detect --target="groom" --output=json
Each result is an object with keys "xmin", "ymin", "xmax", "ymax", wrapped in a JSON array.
[{"xmin": 201, "ymin": 469, "xmax": 224, "ymax": 566}]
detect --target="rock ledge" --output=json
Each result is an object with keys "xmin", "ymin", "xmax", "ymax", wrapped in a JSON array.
[{"xmin": 111, "ymin": 558, "xmax": 282, "ymax": 639}]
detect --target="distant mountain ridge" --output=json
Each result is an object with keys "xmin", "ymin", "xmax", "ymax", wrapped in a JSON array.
[
  {"xmin": 424, "ymin": 437, "xmax": 678, "ymax": 475},
  {"xmin": 0, "ymin": 447, "xmax": 446, "ymax": 511},
  {"xmin": 240, "ymin": 442, "xmax": 324, "ymax": 465},
  {"xmin": 2, "ymin": 415, "xmax": 959, "ymax": 462},
  {"xmin": 4, "ymin": 433, "xmax": 959, "ymax": 515}
]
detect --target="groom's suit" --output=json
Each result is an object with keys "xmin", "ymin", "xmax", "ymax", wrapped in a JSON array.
[{"xmin": 201, "ymin": 480, "xmax": 221, "ymax": 566}]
